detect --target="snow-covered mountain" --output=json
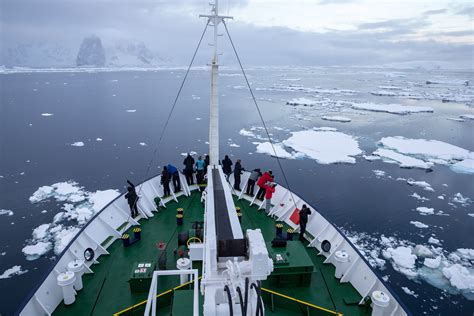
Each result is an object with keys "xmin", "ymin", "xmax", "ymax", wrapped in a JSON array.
[{"xmin": 0, "ymin": 36, "xmax": 171, "ymax": 68}]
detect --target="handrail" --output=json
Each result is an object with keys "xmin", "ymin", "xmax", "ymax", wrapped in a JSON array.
[
  {"xmin": 113, "ymin": 276, "xmax": 202, "ymax": 315},
  {"xmin": 261, "ymin": 287, "xmax": 343, "ymax": 316}
]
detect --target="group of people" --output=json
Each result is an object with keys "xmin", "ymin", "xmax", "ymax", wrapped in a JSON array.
[{"xmin": 124, "ymin": 152, "xmax": 312, "ymax": 241}]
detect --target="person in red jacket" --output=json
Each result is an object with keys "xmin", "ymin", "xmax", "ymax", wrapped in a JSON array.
[
  {"xmin": 256, "ymin": 170, "xmax": 273, "ymax": 200},
  {"xmin": 264, "ymin": 182, "xmax": 276, "ymax": 214}
]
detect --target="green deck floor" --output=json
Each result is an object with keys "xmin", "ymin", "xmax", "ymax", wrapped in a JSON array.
[{"xmin": 53, "ymin": 191, "xmax": 371, "ymax": 316}]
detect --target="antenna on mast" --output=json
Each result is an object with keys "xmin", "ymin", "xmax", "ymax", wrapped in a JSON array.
[{"xmin": 200, "ymin": 1, "xmax": 233, "ymax": 167}]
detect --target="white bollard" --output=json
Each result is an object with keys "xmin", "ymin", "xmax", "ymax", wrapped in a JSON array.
[
  {"xmin": 68, "ymin": 259, "xmax": 85, "ymax": 291},
  {"xmin": 371, "ymin": 290, "xmax": 390, "ymax": 316},
  {"xmin": 334, "ymin": 250, "xmax": 349, "ymax": 279},
  {"xmin": 57, "ymin": 271, "xmax": 76, "ymax": 305},
  {"xmin": 176, "ymin": 258, "xmax": 192, "ymax": 285}
]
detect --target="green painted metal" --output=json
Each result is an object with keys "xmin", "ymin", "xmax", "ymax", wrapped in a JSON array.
[{"xmin": 52, "ymin": 191, "xmax": 371, "ymax": 316}]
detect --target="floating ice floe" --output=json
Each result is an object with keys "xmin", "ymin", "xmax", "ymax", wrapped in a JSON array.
[
  {"xmin": 139, "ymin": 142, "xmax": 147, "ymax": 146},
  {"xmin": 71, "ymin": 142, "xmax": 85, "ymax": 147},
  {"xmin": 282, "ymin": 130, "xmax": 362, "ymax": 164},
  {"xmin": 0, "ymin": 209, "xmax": 14, "ymax": 216},
  {"xmin": 373, "ymin": 148, "xmax": 433, "ymax": 169},
  {"xmin": 406, "ymin": 179, "xmax": 434, "ymax": 192},
  {"xmin": 286, "ymin": 98, "xmax": 318, "ymax": 106},
  {"xmin": 0, "ymin": 265, "xmax": 28, "ymax": 279},
  {"xmin": 425, "ymin": 79, "xmax": 469, "ymax": 86},
  {"xmin": 195, "ymin": 117, "xmax": 202, "ymax": 120},
  {"xmin": 96, "ymin": 138, "xmax": 103, "ymax": 141},
  {"xmin": 191, "ymin": 95, "xmax": 201, "ymax": 100},
  {"xmin": 279, "ymin": 78, "xmax": 301, "ymax": 81},
  {"xmin": 411, "ymin": 193, "xmax": 429, "ymax": 201},
  {"xmin": 126, "ymin": 109, "xmax": 136, "ymax": 113},
  {"xmin": 180, "ymin": 151, "xmax": 198, "ymax": 156},
  {"xmin": 239, "ymin": 128, "xmax": 256, "ymax": 138},
  {"xmin": 229, "ymin": 143, "xmax": 240, "ymax": 148},
  {"xmin": 41, "ymin": 113, "xmax": 54, "ymax": 116},
  {"xmin": 452, "ymin": 193, "xmax": 471, "ymax": 206},
  {"xmin": 363, "ymin": 155, "xmax": 381, "ymax": 161},
  {"xmin": 375, "ymin": 136, "xmax": 474, "ymax": 174},
  {"xmin": 460, "ymin": 114, "xmax": 474, "ymax": 120},
  {"xmin": 23, "ymin": 181, "xmax": 119, "ymax": 260},
  {"xmin": 256, "ymin": 142, "xmax": 294, "ymax": 159},
  {"xmin": 321, "ymin": 115, "xmax": 351, "ymax": 122},
  {"xmin": 370, "ymin": 90, "xmax": 398, "ymax": 97},
  {"xmin": 446, "ymin": 118, "xmax": 465, "ymax": 122},
  {"xmin": 415, "ymin": 207, "xmax": 434, "ymax": 215},
  {"xmin": 401, "ymin": 287, "xmax": 418, "ymax": 297},
  {"xmin": 351, "ymin": 102, "xmax": 433, "ymax": 115},
  {"xmin": 372, "ymin": 170, "xmax": 386, "ymax": 178},
  {"xmin": 342, "ymin": 229, "xmax": 474, "ymax": 299},
  {"xmin": 410, "ymin": 221, "xmax": 429, "ymax": 229}
]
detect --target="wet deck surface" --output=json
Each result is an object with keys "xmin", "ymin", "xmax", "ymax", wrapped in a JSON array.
[{"xmin": 54, "ymin": 191, "xmax": 371, "ymax": 316}]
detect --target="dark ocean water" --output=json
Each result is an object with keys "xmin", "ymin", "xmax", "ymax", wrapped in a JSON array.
[{"xmin": 1, "ymin": 67, "xmax": 473, "ymax": 315}]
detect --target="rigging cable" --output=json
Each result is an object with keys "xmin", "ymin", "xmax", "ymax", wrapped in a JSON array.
[
  {"xmin": 222, "ymin": 20, "xmax": 299, "ymax": 212},
  {"xmin": 127, "ymin": 20, "xmax": 209, "ymax": 225}
]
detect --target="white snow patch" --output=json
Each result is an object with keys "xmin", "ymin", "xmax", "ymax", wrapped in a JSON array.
[
  {"xmin": 71, "ymin": 142, "xmax": 85, "ymax": 147},
  {"xmin": 321, "ymin": 115, "xmax": 351, "ymax": 122},
  {"xmin": 0, "ymin": 265, "xmax": 28, "ymax": 279}
]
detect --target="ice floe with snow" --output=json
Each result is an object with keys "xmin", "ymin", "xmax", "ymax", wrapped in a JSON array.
[
  {"xmin": 460, "ymin": 114, "xmax": 474, "ymax": 120},
  {"xmin": 0, "ymin": 265, "xmax": 28, "ymax": 279},
  {"xmin": 375, "ymin": 136, "xmax": 474, "ymax": 173},
  {"xmin": 321, "ymin": 115, "xmax": 351, "ymax": 122},
  {"xmin": 351, "ymin": 102, "xmax": 433, "ymax": 115},
  {"xmin": 126, "ymin": 109, "xmax": 136, "ymax": 113},
  {"xmin": 256, "ymin": 142, "xmax": 294, "ymax": 159},
  {"xmin": 41, "ymin": 113, "xmax": 54, "ymax": 117},
  {"xmin": 71, "ymin": 142, "xmax": 85, "ymax": 147},
  {"xmin": 410, "ymin": 221, "xmax": 429, "ymax": 229},
  {"xmin": 0, "ymin": 209, "xmax": 14, "ymax": 216},
  {"xmin": 23, "ymin": 181, "xmax": 119, "ymax": 260},
  {"xmin": 286, "ymin": 98, "xmax": 318, "ymax": 106}
]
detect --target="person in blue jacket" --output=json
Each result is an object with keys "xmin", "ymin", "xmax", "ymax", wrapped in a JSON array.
[
  {"xmin": 195, "ymin": 156, "xmax": 206, "ymax": 191},
  {"xmin": 167, "ymin": 164, "xmax": 181, "ymax": 193}
]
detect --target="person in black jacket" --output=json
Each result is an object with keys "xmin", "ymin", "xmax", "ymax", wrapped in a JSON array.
[
  {"xmin": 233, "ymin": 159, "xmax": 244, "ymax": 190},
  {"xmin": 125, "ymin": 180, "xmax": 139, "ymax": 217},
  {"xmin": 204, "ymin": 154, "xmax": 210, "ymax": 174},
  {"xmin": 222, "ymin": 155, "xmax": 233, "ymax": 180},
  {"xmin": 161, "ymin": 166, "xmax": 171, "ymax": 197},
  {"xmin": 183, "ymin": 153, "xmax": 195, "ymax": 185},
  {"xmin": 299, "ymin": 204, "xmax": 312, "ymax": 241}
]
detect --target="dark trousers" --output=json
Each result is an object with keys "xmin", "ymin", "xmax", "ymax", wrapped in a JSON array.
[
  {"xmin": 173, "ymin": 175, "xmax": 181, "ymax": 192},
  {"xmin": 246, "ymin": 179, "xmax": 255, "ymax": 196},
  {"xmin": 163, "ymin": 182, "xmax": 171, "ymax": 196},
  {"xmin": 234, "ymin": 175, "xmax": 241, "ymax": 190},
  {"xmin": 185, "ymin": 170, "xmax": 194, "ymax": 185},
  {"xmin": 299, "ymin": 222, "xmax": 307, "ymax": 241},
  {"xmin": 129, "ymin": 203, "xmax": 138, "ymax": 217},
  {"xmin": 256, "ymin": 186, "xmax": 265, "ymax": 200}
]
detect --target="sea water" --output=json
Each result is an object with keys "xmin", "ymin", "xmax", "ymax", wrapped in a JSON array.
[{"xmin": 1, "ymin": 67, "xmax": 473, "ymax": 314}]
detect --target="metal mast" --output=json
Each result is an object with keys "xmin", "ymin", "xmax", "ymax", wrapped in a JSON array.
[{"xmin": 200, "ymin": 1, "xmax": 232, "ymax": 167}]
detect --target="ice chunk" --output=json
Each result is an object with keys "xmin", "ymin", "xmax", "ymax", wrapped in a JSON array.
[
  {"xmin": 286, "ymin": 98, "xmax": 318, "ymax": 106},
  {"xmin": 126, "ymin": 109, "xmax": 136, "ymax": 113},
  {"xmin": 139, "ymin": 142, "xmax": 147, "ymax": 146},
  {"xmin": 363, "ymin": 155, "xmax": 381, "ymax": 161},
  {"xmin": 32, "ymin": 224, "xmax": 50, "ymax": 239},
  {"xmin": 53, "ymin": 226, "xmax": 80, "ymax": 254},
  {"xmin": 406, "ymin": 179, "xmax": 434, "ymax": 192},
  {"xmin": 415, "ymin": 207, "xmax": 434, "ymax": 215},
  {"xmin": 0, "ymin": 265, "xmax": 28, "ymax": 279},
  {"xmin": 0, "ymin": 209, "xmax": 13, "ymax": 216},
  {"xmin": 442, "ymin": 264, "xmax": 474, "ymax": 292},
  {"xmin": 373, "ymin": 148, "xmax": 433, "ymax": 169},
  {"xmin": 460, "ymin": 114, "xmax": 474, "ymax": 120},
  {"xmin": 229, "ymin": 143, "xmax": 240, "ymax": 148},
  {"xmin": 452, "ymin": 193, "xmax": 471, "ymax": 206},
  {"xmin": 424, "ymin": 256, "xmax": 442, "ymax": 269},
  {"xmin": 411, "ymin": 193, "xmax": 429, "ymax": 201},
  {"xmin": 351, "ymin": 102, "xmax": 433, "ymax": 114},
  {"xmin": 410, "ymin": 221, "xmax": 429, "ymax": 228},
  {"xmin": 282, "ymin": 130, "xmax": 362, "ymax": 164},
  {"xmin": 71, "ymin": 142, "xmax": 85, "ymax": 147},
  {"xmin": 321, "ymin": 116, "xmax": 351, "ymax": 122},
  {"xmin": 414, "ymin": 245, "xmax": 433, "ymax": 257},
  {"xmin": 22, "ymin": 241, "xmax": 52, "ymax": 260},
  {"xmin": 450, "ymin": 159, "xmax": 474, "ymax": 175},
  {"xmin": 96, "ymin": 138, "xmax": 103, "ymax": 141},
  {"xmin": 372, "ymin": 170, "xmax": 386, "ymax": 178},
  {"xmin": 88, "ymin": 189, "xmax": 120, "ymax": 213},
  {"xmin": 239, "ymin": 128, "xmax": 256, "ymax": 138},
  {"xmin": 428, "ymin": 237, "xmax": 441, "ymax": 245},
  {"xmin": 384, "ymin": 246, "xmax": 417, "ymax": 276},
  {"xmin": 401, "ymin": 287, "xmax": 418, "ymax": 297},
  {"xmin": 41, "ymin": 113, "xmax": 54, "ymax": 116}
]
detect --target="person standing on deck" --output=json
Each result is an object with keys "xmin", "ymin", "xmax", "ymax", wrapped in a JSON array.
[
  {"xmin": 246, "ymin": 168, "xmax": 261, "ymax": 196},
  {"xmin": 263, "ymin": 182, "xmax": 276, "ymax": 214},
  {"xmin": 298, "ymin": 204, "xmax": 312, "ymax": 241},
  {"xmin": 161, "ymin": 166, "xmax": 171, "ymax": 197},
  {"xmin": 233, "ymin": 159, "xmax": 244, "ymax": 190},
  {"xmin": 167, "ymin": 164, "xmax": 181, "ymax": 193},
  {"xmin": 125, "ymin": 180, "xmax": 139, "ymax": 218},
  {"xmin": 204, "ymin": 154, "xmax": 210, "ymax": 174},
  {"xmin": 195, "ymin": 156, "xmax": 206, "ymax": 191},
  {"xmin": 222, "ymin": 155, "xmax": 233, "ymax": 180},
  {"xmin": 183, "ymin": 153, "xmax": 195, "ymax": 185},
  {"xmin": 256, "ymin": 170, "xmax": 273, "ymax": 200}
]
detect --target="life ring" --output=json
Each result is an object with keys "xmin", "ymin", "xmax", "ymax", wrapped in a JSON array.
[
  {"xmin": 321, "ymin": 240, "xmax": 331, "ymax": 253},
  {"xmin": 186, "ymin": 237, "xmax": 202, "ymax": 248}
]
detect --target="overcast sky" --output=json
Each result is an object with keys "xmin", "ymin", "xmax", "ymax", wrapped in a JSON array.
[{"xmin": 1, "ymin": 0, "xmax": 473, "ymax": 67}]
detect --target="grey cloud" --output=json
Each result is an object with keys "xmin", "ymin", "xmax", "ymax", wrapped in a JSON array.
[
  {"xmin": 423, "ymin": 9, "xmax": 448, "ymax": 16},
  {"xmin": 455, "ymin": 6, "xmax": 474, "ymax": 16}
]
